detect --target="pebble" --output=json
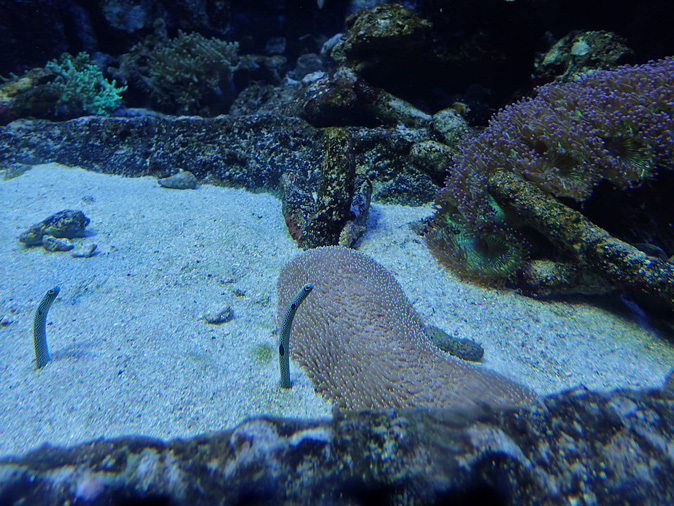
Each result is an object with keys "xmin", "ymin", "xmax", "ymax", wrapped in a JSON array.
[
  {"xmin": 71, "ymin": 243, "xmax": 98, "ymax": 258},
  {"xmin": 204, "ymin": 306, "xmax": 235, "ymax": 324},
  {"xmin": 42, "ymin": 235, "xmax": 74, "ymax": 252}
]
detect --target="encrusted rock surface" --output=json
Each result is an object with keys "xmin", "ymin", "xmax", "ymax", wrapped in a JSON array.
[
  {"xmin": 282, "ymin": 127, "xmax": 357, "ymax": 249},
  {"xmin": 1, "ymin": 385, "xmax": 673, "ymax": 505},
  {"xmin": 488, "ymin": 170, "xmax": 674, "ymax": 315},
  {"xmin": 0, "ymin": 114, "xmax": 441, "ymax": 205},
  {"xmin": 0, "ymin": 115, "xmax": 322, "ymax": 191},
  {"xmin": 18, "ymin": 209, "xmax": 90, "ymax": 246}
]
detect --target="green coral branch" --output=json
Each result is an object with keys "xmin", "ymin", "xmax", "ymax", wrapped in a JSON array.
[{"xmin": 47, "ymin": 52, "xmax": 126, "ymax": 116}]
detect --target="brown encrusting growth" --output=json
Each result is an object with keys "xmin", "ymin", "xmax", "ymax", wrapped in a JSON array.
[
  {"xmin": 277, "ymin": 246, "xmax": 537, "ymax": 410},
  {"xmin": 488, "ymin": 170, "xmax": 674, "ymax": 313}
]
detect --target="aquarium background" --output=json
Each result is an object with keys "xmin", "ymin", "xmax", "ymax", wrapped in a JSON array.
[{"xmin": 0, "ymin": 1, "xmax": 673, "ymax": 504}]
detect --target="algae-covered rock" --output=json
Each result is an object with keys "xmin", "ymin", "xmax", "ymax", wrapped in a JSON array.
[
  {"xmin": 330, "ymin": 3, "xmax": 433, "ymax": 73},
  {"xmin": 283, "ymin": 127, "xmax": 357, "ymax": 249},
  {"xmin": 534, "ymin": 30, "xmax": 633, "ymax": 82},
  {"xmin": 19, "ymin": 210, "xmax": 90, "ymax": 246},
  {"xmin": 2, "ymin": 387, "xmax": 673, "ymax": 504}
]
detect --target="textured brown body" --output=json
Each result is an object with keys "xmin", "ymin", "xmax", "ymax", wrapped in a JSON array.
[{"xmin": 277, "ymin": 246, "xmax": 537, "ymax": 410}]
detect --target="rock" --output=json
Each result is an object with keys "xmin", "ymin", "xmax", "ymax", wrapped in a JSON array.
[
  {"xmin": 71, "ymin": 243, "xmax": 97, "ymax": 258},
  {"xmin": 300, "ymin": 66, "xmax": 432, "ymax": 128},
  {"xmin": 41, "ymin": 236, "xmax": 73, "ymax": 252},
  {"xmin": 330, "ymin": 3, "xmax": 433, "ymax": 76},
  {"xmin": 1, "ymin": 386, "xmax": 673, "ymax": 504},
  {"xmin": 431, "ymin": 108, "xmax": 470, "ymax": 149},
  {"xmin": 0, "ymin": 115, "xmax": 439, "ymax": 205},
  {"xmin": 409, "ymin": 140, "xmax": 455, "ymax": 183},
  {"xmin": 158, "ymin": 169, "xmax": 198, "ymax": 189},
  {"xmin": 338, "ymin": 175, "xmax": 372, "ymax": 248},
  {"xmin": 488, "ymin": 170, "xmax": 674, "ymax": 315},
  {"xmin": 284, "ymin": 127, "xmax": 356, "ymax": 249},
  {"xmin": 19, "ymin": 210, "xmax": 90, "ymax": 246},
  {"xmin": 203, "ymin": 305, "xmax": 234, "ymax": 324},
  {"xmin": 517, "ymin": 259, "xmax": 614, "ymax": 297},
  {"xmin": 534, "ymin": 30, "xmax": 633, "ymax": 82},
  {"xmin": 0, "ymin": 115, "xmax": 321, "ymax": 192}
]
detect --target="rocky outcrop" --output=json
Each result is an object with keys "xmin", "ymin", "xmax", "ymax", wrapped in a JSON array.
[
  {"xmin": 1, "ymin": 384, "xmax": 673, "ymax": 505},
  {"xmin": 0, "ymin": 114, "xmax": 322, "ymax": 191},
  {"xmin": 0, "ymin": 114, "xmax": 439, "ymax": 205}
]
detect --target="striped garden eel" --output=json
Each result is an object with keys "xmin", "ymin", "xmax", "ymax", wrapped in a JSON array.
[
  {"xmin": 279, "ymin": 283, "xmax": 313, "ymax": 388},
  {"xmin": 33, "ymin": 286, "xmax": 60, "ymax": 369}
]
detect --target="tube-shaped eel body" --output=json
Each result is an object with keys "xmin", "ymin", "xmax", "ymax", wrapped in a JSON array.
[
  {"xmin": 279, "ymin": 283, "xmax": 313, "ymax": 388},
  {"xmin": 33, "ymin": 286, "xmax": 60, "ymax": 369}
]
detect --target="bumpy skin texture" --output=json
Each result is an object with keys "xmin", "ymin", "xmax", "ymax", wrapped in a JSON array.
[
  {"xmin": 277, "ymin": 246, "xmax": 537, "ymax": 410},
  {"xmin": 425, "ymin": 325, "xmax": 484, "ymax": 362}
]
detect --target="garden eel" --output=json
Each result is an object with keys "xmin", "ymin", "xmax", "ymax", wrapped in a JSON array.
[
  {"xmin": 279, "ymin": 283, "xmax": 313, "ymax": 388},
  {"xmin": 33, "ymin": 286, "xmax": 59, "ymax": 369}
]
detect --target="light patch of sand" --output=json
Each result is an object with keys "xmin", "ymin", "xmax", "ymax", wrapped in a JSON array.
[{"xmin": 0, "ymin": 163, "xmax": 671, "ymax": 456}]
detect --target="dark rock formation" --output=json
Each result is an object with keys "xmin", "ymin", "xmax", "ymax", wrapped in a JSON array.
[
  {"xmin": 532, "ymin": 30, "xmax": 633, "ymax": 83},
  {"xmin": 0, "ymin": 115, "xmax": 322, "ymax": 191},
  {"xmin": 0, "ymin": 114, "xmax": 439, "ymax": 205},
  {"xmin": 281, "ymin": 127, "xmax": 358, "ymax": 249},
  {"xmin": 1, "ymin": 385, "xmax": 673, "ymax": 505}
]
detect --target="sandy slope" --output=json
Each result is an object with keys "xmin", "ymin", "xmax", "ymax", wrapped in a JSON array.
[{"xmin": 0, "ymin": 163, "xmax": 671, "ymax": 456}]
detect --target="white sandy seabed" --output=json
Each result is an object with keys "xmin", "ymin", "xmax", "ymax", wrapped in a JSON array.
[{"xmin": 0, "ymin": 163, "xmax": 672, "ymax": 456}]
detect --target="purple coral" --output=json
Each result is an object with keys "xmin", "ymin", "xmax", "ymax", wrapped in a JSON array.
[
  {"xmin": 447, "ymin": 56, "xmax": 674, "ymax": 230},
  {"xmin": 427, "ymin": 57, "xmax": 674, "ymax": 284}
]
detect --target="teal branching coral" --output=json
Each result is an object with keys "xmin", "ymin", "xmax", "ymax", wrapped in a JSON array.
[
  {"xmin": 426, "ymin": 57, "xmax": 674, "ymax": 285},
  {"xmin": 46, "ymin": 52, "xmax": 126, "ymax": 116},
  {"xmin": 122, "ymin": 30, "xmax": 239, "ymax": 115}
]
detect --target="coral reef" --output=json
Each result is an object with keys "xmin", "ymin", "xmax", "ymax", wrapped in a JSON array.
[
  {"xmin": 488, "ymin": 170, "xmax": 674, "ymax": 314},
  {"xmin": 427, "ymin": 57, "xmax": 674, "ymax": 287},
  {"xmin": 425, "ymin": 193, "xmax": 528, "ymax": 285},
  {"xmin": 120, "ymin": 29, "xmax": 238, "ymax": 115},
  {"xmin": 456, "ymin": 56, "xmax": 673, "ymax": 215},
  {"xmin": 0, "ymin": 53, "xmax": 125, "ymax": 121},
  {"xmin": 46, "ymin": 52, "xmax": 126, "ymax": 117}
]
